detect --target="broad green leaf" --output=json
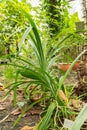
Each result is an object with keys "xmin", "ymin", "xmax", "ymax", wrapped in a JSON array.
[{"xmin": 70, "ymin": 104, "xmax": 87, "ymax": 130}]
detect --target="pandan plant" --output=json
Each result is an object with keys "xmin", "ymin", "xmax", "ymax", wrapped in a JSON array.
[{"xmin": 3, "ymin": 8, "xmax": 87, "ymax": 130}]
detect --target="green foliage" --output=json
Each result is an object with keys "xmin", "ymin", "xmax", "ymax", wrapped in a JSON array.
[
  {"xmin": 33, "ymin": 1, "xmax": 82, "ymax": 63},
  {"xmin": 3, "ymin": 10, "xmax": 86, "ymax": 129},
  {"xmin": 69, "ymin": 12, "xmax": 80, "ymax": 31},
  {"xmin": 36, "ymin": 102, "xmax": 56, "ymax": 130},
  {"xmin": 59, "ymin": 12, "xmax": 80, "ymax": 35},
  {"xmin": 43, "ymin": 0, "xmax": 69, "ymax": 37},
  {"xmin": 0, "ymin": 0, "xmax": 31, "ymax": 55},
  {"xmin": 70, "ymin": 104, "xmax": 87, "ymax": 130},
  {"xmin": 1, "ymin": 1, "xmax": 87, "ymax": 129},
  {"xmin": 0, "ymin": 45, "xmax": 5, "ymax": 55},
  {"xmin": 4, "ymin": 66, "xmax": 15, "ymax": 80}
]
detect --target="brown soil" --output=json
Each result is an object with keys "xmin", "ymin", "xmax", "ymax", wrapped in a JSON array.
[
  {"xmin": 0, "ymin": 67, "xmax": 79, "ymax": 130},
  {"xmin": 0, "ymin": 66, "xmax": 42, "ymax": 130},
  {"xmin": 0, "ymin": 90, "xmax": 41, "ymax": 130}
]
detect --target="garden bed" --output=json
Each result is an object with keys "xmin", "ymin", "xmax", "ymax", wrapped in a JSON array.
[
  {"xmin": 0, "ymin": 71, "xmax": 77, "ymax": 130},
  {"xmin": 0, "ymin": 90, "xmax": 41, "ymax": 130}
]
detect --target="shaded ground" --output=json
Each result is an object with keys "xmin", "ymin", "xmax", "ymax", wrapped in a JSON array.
[
  {"xmin": 0, "ymin": 90, "xmax": 41, "ymax": 130},
  {"xmin": 0, "ymin": 66, "xmax": 78, "ymax": 130},
  {"xmin": 0, "ymin": 67, "xmax": 42, "ymax": 130}
]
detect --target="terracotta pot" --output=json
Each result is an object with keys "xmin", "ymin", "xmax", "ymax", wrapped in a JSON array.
[
  {"xmin": 58, "ymin": 63, "xmax": 71, "ymax": 72},
  {"xmin": 72, "ymin": 60, "xmax": 80, "ymax": 71},
  {"xmin": 58, "ymin": 61, "xmax": 80, "ymax": 72}
]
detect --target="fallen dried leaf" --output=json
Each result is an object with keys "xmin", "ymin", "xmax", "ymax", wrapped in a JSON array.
[
  {"xmin": 17, "ymin": 89, "xmax": 23, "ymax": 95},
  {"xmin": 59, "ymin": 90, "xmax": 68, "ymax": 102},
  {"xmin": 29, "ymin": 109, "xmax": 42, "ymax": 115},
  {"xmin": 0, "ymin": 108, "xmax": 21, "ymax": 124},
  {"xmin": 20, "ymin": 125, "xmax": 35, "ymax": 130},
  {"xmin": 31, "ymin": 95, "xmax": 42, "ymax": 102},
  {"xmin": 0, "ymin": 105, "xmax": 5, "ymax": 110},
  {"xmin": 11, "ymin": 108, "xmax": 21, "ymax": 115},
  {"xmin": 71, "ymin": 99, "xmax": 85, "ymax": 111}
]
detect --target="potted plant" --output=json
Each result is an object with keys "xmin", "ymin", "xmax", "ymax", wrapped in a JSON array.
[{"xmin": 58, "ymin": 60, "xmax": 80, "ymax": 72}]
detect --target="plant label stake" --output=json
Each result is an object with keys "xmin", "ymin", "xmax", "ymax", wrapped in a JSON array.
[{"xmin": 63, "ymin": 118, "xmax": 74, "ymax": 130}]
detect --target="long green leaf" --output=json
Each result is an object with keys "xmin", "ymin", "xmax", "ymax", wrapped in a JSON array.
[
  {"xmin": 56, "ymin": 49, "xmax": 87, "ymax": 96},
  {"xmin": 70, "ymin": 104, "xmax": 87, "ymax": 130},
  {"xmin": 19, "ymin": 26, "xmax": 32, "ymax": 50},
  {"xmin": 21, "ymin": 9, "xmax": 45, "ymax": 69},
  {"xmin": 35, "ymin": 102, "xmax": 56, "ymax": 130}
]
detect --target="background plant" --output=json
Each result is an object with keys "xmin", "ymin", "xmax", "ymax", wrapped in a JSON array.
[
  {"xmin": 37, "ymin": 0, "xmax": 84, "ymax": 63},
  {"xmin": 0, "ymin": 0, "xmax": 87, "ymax": 129},
  {"xmin": 0, "ymin": 0, "xmax": 83, "ymax": 63},
  {"xmin": 0, "ymin": 0, "xmax": 31, "ymax": 55},
  {"xmin": 42, "ymin": 0, "xmax": 69, "ymax": 38}
]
